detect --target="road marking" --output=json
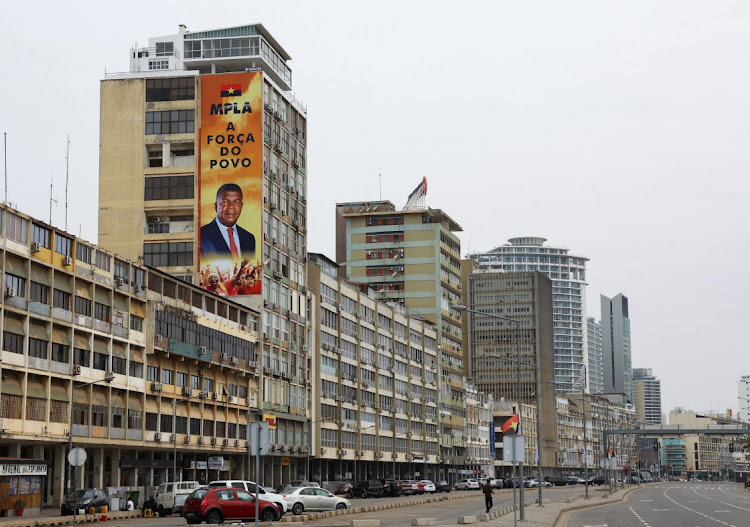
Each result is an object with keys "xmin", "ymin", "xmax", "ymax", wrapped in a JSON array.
[
  {"xmin": 629, "ymin": 506, "xmax": 651, "ymax": 526},
  {"xmin": 652, "ymin": 508, "xmax": 669, "ymax": 511},
  {"xmin": 662, "ymin": 487, "xmax": 737, "ymax": 527},
  {"xmin": 640, "ymin": 499, "xmax": 653, "ymax": 502},
  {"xmin": 715, "ymin": 511, "xmax": 731, "ymax": 513}
]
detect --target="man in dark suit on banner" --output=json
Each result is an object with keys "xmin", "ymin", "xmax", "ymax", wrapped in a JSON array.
[{"xmin": 200, "ymin": 183, "xmax": 256, "ymax": 262}]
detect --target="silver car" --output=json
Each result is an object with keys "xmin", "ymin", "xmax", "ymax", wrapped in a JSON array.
[{"xmin": 280, "ymin": 486, "xmax": 351, "ymax": 515}]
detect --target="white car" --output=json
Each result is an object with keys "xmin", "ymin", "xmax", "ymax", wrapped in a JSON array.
[
  {"xmin": 419, "ymin": 480, "xmax": 436, "ymax": 493},
  {"xmin": 207, "ymin": 480, "xmax": 288, "ymax": 519},
  {"xmin": 524, "ymin": 478, "xmax": 551, "ymax": 488},
  {"xmin": 279, "ymin": 486, "xmax": 351, "ymax": 515},
  {"xmin": 455, "ymin": 478, "xmax": 481, "ymax": 490}
]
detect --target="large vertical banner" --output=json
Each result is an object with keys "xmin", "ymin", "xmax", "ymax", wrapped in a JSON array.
[{"xmin": 198, "ymin": 72, "xmax": 263, "ymax": 297}]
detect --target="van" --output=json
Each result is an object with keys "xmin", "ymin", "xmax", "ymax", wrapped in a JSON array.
[{"xmin": 154, "ymin": 481, "xmax": 201, "ymax": 515}]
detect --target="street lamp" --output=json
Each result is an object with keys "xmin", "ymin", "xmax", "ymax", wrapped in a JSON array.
[
  {"xmin": 453, "ymin": 305, "xmax": 532, "ymax": 520},
  {"xmin": 69, "ymin": 373, "xmax": 115, "ymax": 525}
]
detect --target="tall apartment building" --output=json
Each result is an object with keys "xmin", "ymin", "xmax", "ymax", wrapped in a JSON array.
[
  {"xmin": 0, "ymin": 205, "xmax": 282, "ymax": 510},
  {"xmin": 632, "ymin": 368, "xmax": 662, "ymax": 425},
  {"xmin": 469, "ymin": 237, "xmax": 590, "ymax": 393},
  {"xmin": 738, "ymin": 375, "xmax": 750, "ymax": 423},
  {"xmin": 586, "ymin": 317, "xmax": 603, "ymax": 394},
  {"xmin": 98, "ymin": 24, "xmax": 311, "ymax": 452},
  {"xmin": 460, "ymin": 269, "xmax": 557, "ymax": 471},
  {"xmin": 306, "ymin": 254, "xmax": 442, "ymax": 482},
  {"xmin": 601, "ymin": 293, "xmax": 632, "ymax": 402},
  {"xmin": 335, "ymin": 201, "xmax": 468, "ymax": 470}
]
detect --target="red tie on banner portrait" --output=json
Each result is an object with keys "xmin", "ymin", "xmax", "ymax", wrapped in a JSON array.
[{"xmin": 227, "ymin": 227, "xmax": 239, "ymax": 259}]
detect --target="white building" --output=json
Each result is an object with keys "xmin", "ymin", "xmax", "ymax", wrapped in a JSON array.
[
  {"xmin": 469, "ymin": 237, "xmax": 590, "ymax": 393},
  {"xmin": 739, "ymin": 375, "xmax": 750, "ymax": 423},
  {"xmin": 587, "ymin": 317, "xmax": 603, "ymax": 394}
]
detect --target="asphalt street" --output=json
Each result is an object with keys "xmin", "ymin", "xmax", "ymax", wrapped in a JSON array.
[{"xmin": 567, "ymin": 483, "xmax": 750, "ymax": 527}]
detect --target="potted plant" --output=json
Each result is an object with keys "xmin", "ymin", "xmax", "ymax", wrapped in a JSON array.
[{"xmin": 13, "ymin": 499, "xmax": 26, "ymax": 517}]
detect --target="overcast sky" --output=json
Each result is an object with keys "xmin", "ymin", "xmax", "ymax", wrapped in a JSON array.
[{"xmin": 2, "ymin": 1, "xmax": 748, "ymax": 418}]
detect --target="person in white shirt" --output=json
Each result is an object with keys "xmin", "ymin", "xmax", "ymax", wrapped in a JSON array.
[{"xmin": 126, "ymin": 498, "xmax": 134, "ymax": 511}]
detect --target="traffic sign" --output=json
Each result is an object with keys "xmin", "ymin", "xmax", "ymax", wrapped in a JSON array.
[
  {"xmin": 68, "ymin": 447, "xmax": 87, "ymax": 467},
  {"xmin": 249, "ymin": 421, "xmax": 269, "ymax": 456}
]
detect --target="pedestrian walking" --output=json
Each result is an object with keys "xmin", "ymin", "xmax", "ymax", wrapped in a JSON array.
[{"xmin": 482, "ymin": 479, "xmax": 494, "ymax": 513}]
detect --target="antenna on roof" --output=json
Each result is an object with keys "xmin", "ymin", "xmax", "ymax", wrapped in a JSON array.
[
  {"xmin": 379, "ymin": 169, "xmax": 382, "ymax": 201},
  {"xmin": 3, "ymin": 132, "xmax": 7, "ymax": 206},
  {"xmin": 49, "ymin": 179, "xmax": 57, "ymax": 224},
  {"xmin": 65, "ymin": 135, "xmax": 70, "ymax": 231}
]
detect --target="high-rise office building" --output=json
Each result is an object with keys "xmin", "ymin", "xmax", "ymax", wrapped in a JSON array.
[
  {"xmin": 469, "ymin": 237, "xmax": 590, "ymax": 392},
  {"xmin": 461, "ymin": 269, "xmax": 557, "ymax": 471},
  {"xmin": 335, "ymin": 199, "xmax": 467, "ymax": 471},
  {"xmin": 738, "ymin": 375, "xmax": 750, "ymax": 423},
  {"xmin": 587, "ymin": 316, "xmax": 604, "ymax": 394},
  {"xmin": 98, "ymin": 24, "xmax": 311, "ymax": 458},
  {"xmin": 633, "ymin": 368, "xmax": 662, "ymax": 425},
  {"xmin": 601, "ymin": 293, "xmax": 632, "ymax": 402}
]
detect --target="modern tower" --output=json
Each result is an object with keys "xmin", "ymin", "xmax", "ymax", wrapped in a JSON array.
[
  {"xmin": 633, "ymin": 368, "xmax": 662, "ymax": 425},
  {"xmin": 601, "ymin": 293, "xmax": 632, "ymax": 402},
  {"xmin": 587, "ymin": 316, "xmax": 604, "ymax": 394},
  {"xmin": 738, "ymin": 375, "xmax": 750, "ymax": 423},
  {"xmin": 469, "ymin": 237, "xmax": 590, "ymax": 393}
]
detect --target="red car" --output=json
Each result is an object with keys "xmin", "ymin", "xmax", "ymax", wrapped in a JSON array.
[{"xmin": 183, "ymin": 487, "xmax": 279, "ymax": 524}]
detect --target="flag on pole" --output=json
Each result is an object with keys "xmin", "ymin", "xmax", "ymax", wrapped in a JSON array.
[{"xmin": 500, "ymin": 413, "xmax": 520, "ymax": 434}]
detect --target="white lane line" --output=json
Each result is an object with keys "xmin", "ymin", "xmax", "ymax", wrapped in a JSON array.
[
  {"xmin": 652, "ymin": 508, "xmax": 669, "ymax": 511},
  {"xmin": 629, "ymin": 506, "xmax": 651, "ymax": 526},
  {"xmin": 693, "ymin": 485, "xmax": 750, "ymax": 512},
  {"xmin": 662, "ymin": 487, "xmax": 736, "ymax": 527}
]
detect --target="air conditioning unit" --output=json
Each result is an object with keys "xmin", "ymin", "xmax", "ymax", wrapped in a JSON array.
[
  {"xmin": 211, "ymin": 392, "xmax": 219, "ymax": 400},
  {"xmin": 228, "ymin": 395, "xmax": 238, "ymax": 404},
  {"xmin": 154, "ymin": 433, "xmax": 162, "ymax": 442},
  {"xmin": 302, "ymin": 345, "xmax": 308, "ymax": 353},
  {"xmin": 182, "ymin": 387, "xmax": 192, "ymax": 396},
  {"xmin": 220, "ymin": 352, "xmax": 228, "ymax": 361},
  {"xmin": 272, "ymin": 237, "xmax": 278, "ymax": 245},
  {"xmin": 136, "ymin": 284, "xmax": 144, "ymax": 293},
  {"xmin": 154, "ymin": 334, "xmax": 163, "ymax": 343},
  {"xmin": 222, "ymin": 438, "xmax": 229, "ymax": 446},
  {"xmin": 210, "ymin": 437, "xmax": 217, "ymax": 445},
  {"xmin": 282, "ymin": 445, "xmax": 290, "ymax": 452},
  {"xmin": 320, "ymin": 448, "xmax": 326, "ymax": 455},
  {"xmin": 199, "ymin": 391, "xmax": 209, "ymax": 399},
  {"xmin": 198, "ymin": 436, "xmax": 205, "ymax": 445},
  {"xmin": 263, "ymin": 333, "xmax": 270, "ymax": 340},
  {"xmin": 337, "ymin": 449, "xmax": 345, "ymax": 456},
  {"xmin": 115, "ymin": 277, "xmax": 125, "ymax": 287},
  {"xmin": 234, "ymin": 439, "xmax": 240, "ymax": 447},
  {"xmin": 151, "ymin": 382, "xmax": 163, "ymax": 392},
  {"xmin": 63, "ymin": 255, "xmax": 73, "ymax": 266},
  {"xmin": 230, "ymin": 356, "xmax": 238, "ymax": 365},
  {"xmin": 31, "ymin": 241, "xmax": 41, "ymax": 253},
  {"xmin": 72, "ymin": 365, "xmax": 82, "ymax": 375},
  {"xmin": 184, "ymin": 435, "xmax": 191, "ymax": 443},
  {"xmin": 5, "ymin": 287, "xmax": 16, "ymax": 298},
  {"xmin": 198, "ymin": 346, "xmax": 207, "ymax": 355}
]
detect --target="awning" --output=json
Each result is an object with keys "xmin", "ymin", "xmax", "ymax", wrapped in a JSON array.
[
  {"xmin": 113, "ymin": 294, "xmax": 128, "ymax": 312},
  {"xmin": 3, "ymin": 316, "xmax": 25, "ymax": 335},
  {"xmin": 128, "ymin": 394, "xmax": 142, "ymax": 411},
  {"xmin": 92, "ymin": 390, "xmax": 108, "ymax": 407},
  {"xmin": 52, "ymin": 327, "xmax": 71, "ymax": 346},
  {"xmin": 1, "ymin": 376, "xmax": 23, "ymax": 396},
  {"xmin": 93, "ymin": 339, "xmax": 108, "ymax": 354},
  {"xmin": 28, "ymin": 323, "xmax": 48, "ymax": 341},
  {"xmin": 111, "ymin": 393, "xmax": 126, "ymax": 409},
  {"xmin": 130, "ymin": 348, "xmax": 143, "ymax": 363},
  {"xmin": 30, "ymin": 265, "xmax": 50, "ymax": 286},
  {"xmin": 5, "ymin": 255, "xmax": 27, "ymax": 278},
  {"xmin": 130, "ymin": 302, "xmax": 145, "ymax": 318},
  {"xmin": 144, "ymin": 396, "xmax": 159, "ymax": 413},
  {"xmin": 75, "ymin": 282, "xmax": 91, "ymax": 300},
  {"xmin": 74, "ymin": 332, "xmax": 90, "ymax": 351},
  {"xmin": 50, "ymin": 383, "xmax": 69, "ymax": 402},
  {"xmin": 27, "ymin": 380, "xmax": 47, "ymax": 400},
  {"xmin": 53, "ymin": 274, "xmax": 72, "ymax": 293},
  {"xmin": 111, "ymin": 342, "xmax": 127, "ymax": 359},
  {"xmin": 94, "ymin": 288, "xmax": 109, "ymax": 306}
]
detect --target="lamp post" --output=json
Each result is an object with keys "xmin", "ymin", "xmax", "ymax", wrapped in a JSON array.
[
  {"xmin": 69, "ymin": 373, "xmax": 115, "ymax": 526},
  {"xmin": 453, "ymin": 305, "xmax": 531, "ymax": 520}
]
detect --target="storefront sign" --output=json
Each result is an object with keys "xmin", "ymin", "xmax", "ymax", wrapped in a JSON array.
[
  {"xmin": 0, "ymin": 464, "xmax": 47, "ymax": 476},
  {"xmin": 208, "ymin": 456, "xmax": 224, "ymax": 470}
]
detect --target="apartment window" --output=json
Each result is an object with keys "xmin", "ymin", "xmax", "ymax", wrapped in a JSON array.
[
  {"xmin": 146, "ymin": 77, "xmax": 195, "ymax": 102},
  {"xmin": 130, "ymin": 315, "xmax": 144, "ymax": 332},
  {"xmin": 129, "ymin": 357, "xmax": 143, "ymax": 378},
  {"xmin": 112, "ymin": 356, "xmax": 126, "ymax": 375},
  {"xmin": 53, "ymin": 289, "xmax": 70, "ymax": 310},
  {"xmin": 114, "ymin": 259, "xmax": 128, "ymax": 282},
  {"xmin": 72, "ymin": 402, "xmax": 89, "ymax": 426},
  {"xmin": 93, "ymin": 352, "xmax": 108, "ymax": 371},
  {"xmin": 148, "ymin": 60, "xmax": 169, "ymax": 70},
  {"xmin": 29, "ymin": 337, "xmax": 48, "ymax": 359},
  {"xmin": 95, "ymin": 251, "xmax": 111, "ymax": 272},
  {"xmin": 76, "ymin": 243, "xmax": 92, "ymax": 264},
  {"xmin": 4, "ymin": 274, "xmax": 25, "ymax": 297},
  {"xmin": 94, "ymin": 302, "xmax": 110, "ymax": 322},
  {"xmin": 147, "ymin": 366, "xmax": 159, "ymax": 382},
  {"xmin": 144, "ymin": 175, "xmax": 194, "ymax": 201},
  {"xmin": 155, "ymin": 42, "xmax": 174, "ymax": 57},
  {"xmin": 145, "ymin": 413, "xmax": 158, "ymax": 431},
  {"xmin": 128, "ymin": 409, "xmax": 142, "ymax": 430},
  {"xmin": 176, "ymin": 372, "xmax": 188, "ymax": 388},
  {"xmin": 52, "ymin": 343, "xmax": 69, "ymax": 363},
  {"xmin": 55, "ymin": 233, "xmax": 72, "ymax": 256},
  {"xmin": 6, "ymin": 212, "xmax": 28, "ymax": 243},
  {"xmin": 74, "ymin": 347, "xmax": 90, "ymax": 367},
  {"xmin": 74, "ymin": 296, "xmax": 91, "ymax": 317},
  {"xmin": 145, "ymin": 110, "xmax": 195, "ymax": 135},
  {"xmin": 92, "ymin": 405, "xmax": 107, "ymax": 427},
  {"xmin": 111, "ymin": 407, "xmax": 125, "ymax": 428},
  {"xmin": 143, "ymin": 242, "xmax": 193, "ymax": 267},
  {"xmin": 3, "ymin": 331, "xmax": 23, "ymax": 354},
  {"xmin": 32, "ymin": 224, "xmax": 51, "ymax": 248},
  {"xmin": 30, "ymin": 282, "xmax": 49, "ymax": 304},
  {"xmin": 161, "ymin": 369, "xmax": 174, "ymax": 385}
]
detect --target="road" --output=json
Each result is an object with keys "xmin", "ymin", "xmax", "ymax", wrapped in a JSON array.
[{"xmin": 567, "ymin": 482, "xmax": 750, "ymax": 527}]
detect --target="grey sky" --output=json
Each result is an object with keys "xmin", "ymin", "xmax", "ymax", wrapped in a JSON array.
[{"xmin": 2, "ymin": 1, "xmax": 748, "ymax": 417}]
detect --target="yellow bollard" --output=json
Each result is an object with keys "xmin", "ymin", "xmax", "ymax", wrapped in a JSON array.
[{"xmin": 144, "ymin": 509, "xmax": 153, "ymax": 518}]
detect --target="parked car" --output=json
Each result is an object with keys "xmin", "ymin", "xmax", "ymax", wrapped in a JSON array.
[
  {"xmin": 207, "ymin": 480, "xmax": 287, "ymax": 519},
  {"xmin": 410, "ymin": 480, "xmax": 426, "ymax": 494},
  {"xmin": 628, "ymin": 475, "xmax": 642, "ymax": 484},
  {"xmin": 588, "ymin": 475, "xmax": 606, "ymax": 486},
  {"xmin": 418, "ymin": 480, "xmax": 437, "ymax": 494},
  {"xmin": 279, "ymin": 486, "xmax": 351, "ymax": 515},
  {"xmin": 455, "ymin": 478, "xmax": 481, "ymax": 490},
  {"xmin": 435, "ymin": 480, "xmax": 451, "ymax": 493},
  {"xmin": 525, "ymin": 478, "xmax": 551, "ymax": 488},
  {"xmin": 381, "ymin": 480, "xmax": 402, "ymax": 497},
  {"xmin": 183, "ymin": 487, "xmax": 279, "ymax": 524},
  {"xmin": 334, "ymin": 483, "xmax": 353, "ymax": 497},
  {"xmin": 154, "ymin": 481, "xmax": 201, "ymax": 516},
  {"xmin": 485, "ymin": 478, "xmax": 503, "ymax": 489},
  {"xmin": 398, "ymin": 480, "xmax": 419, "ymax": 496},
  {"xmin": 275, "ymin": 481, "xmax": 319, "ymax": 494},
  {"xmin": 503, "ymin": 478, "xmax": 521, "ymax": 488},
  {"xmin": 61, "ymin": 488, "xmax": 108, "ymax": 515},
  {"xmin": 544, "ymin": 476, "xmax": 568, "ymax": 487},
  {"xmin": 566, "ymin": 477, "xmax": 585, "ymax": 485},
  {"xmin": 352, "ymin": 480, "xmax": 384, "ymax": 498}
]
